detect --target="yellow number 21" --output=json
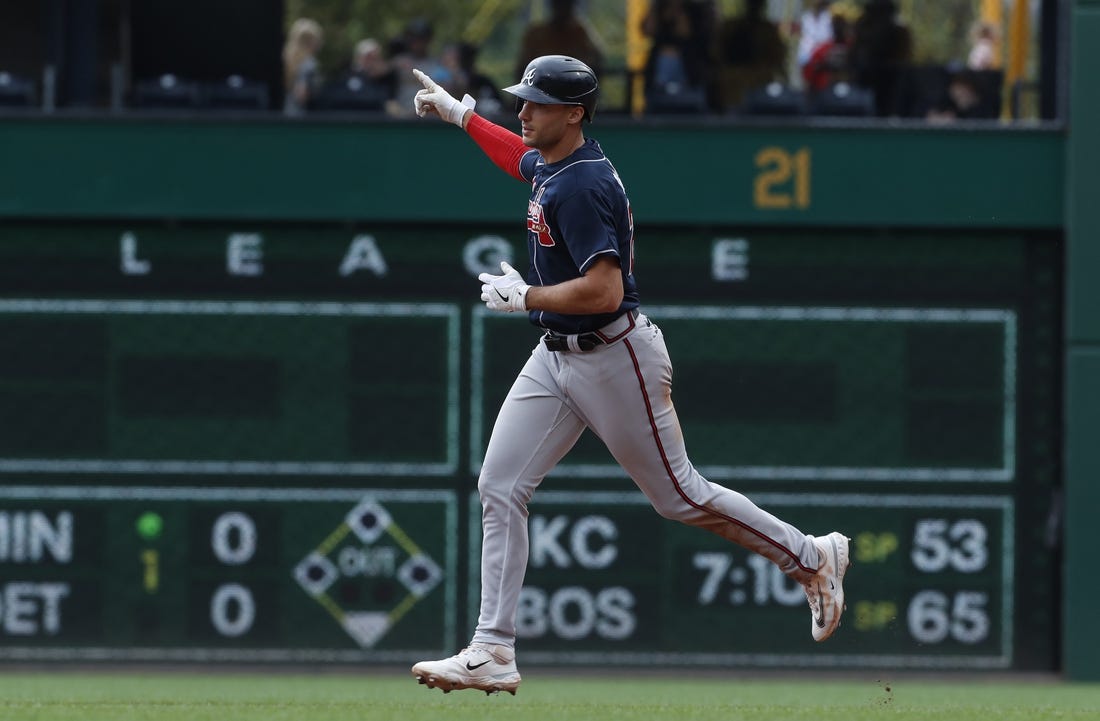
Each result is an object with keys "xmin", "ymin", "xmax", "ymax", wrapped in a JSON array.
[{"xmin": 753, "ymin": 146, "xmax": 811, "ymax": 210}]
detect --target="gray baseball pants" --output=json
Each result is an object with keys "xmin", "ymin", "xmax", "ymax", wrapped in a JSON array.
[{"xmin": 471, "ymin": 312, "xmax": 822, "ymax": 647}]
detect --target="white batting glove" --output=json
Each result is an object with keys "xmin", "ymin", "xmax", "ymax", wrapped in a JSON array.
[
  {"xmin": 413, "ymin": 69, "xmax": 475, "ymax": 127},
  {"xmin": 479, "ymin": 261, "xmax": 529, "ymax": 313}
]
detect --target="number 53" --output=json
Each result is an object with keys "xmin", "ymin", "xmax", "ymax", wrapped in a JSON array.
[{"xmin": 754, "ymin": 146, "xmax": 811, "ymax": 210}]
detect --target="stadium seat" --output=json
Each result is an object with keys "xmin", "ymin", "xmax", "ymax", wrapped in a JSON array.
[
  {"xmin": 894, "ymin": 65, "xmax": 951, "ymax": 118},
  {"xmin": 810, "ymin": 82, "xmax": 875, "ymax": 117},
  {"xmin": 739, "ymin": 82, "xmax": 806, "ymax": 116},
  {"xmin": 968, "ymin": 69, "xmax": 1004, "ymax": 119},
  {"xmin": 132, "ymin": 74, "xmax": 202, "ymax": 109},
  {"xmin": 646, "ymin": 84, "xmax": 708, "ymax": 115},
  {"xmin": 204, "ymin": 75, "xmax": 270, "ymax": 111},
  {"xmin": 313, "ymin": 75, "xmax": 388, "ymax": 112},
  {"xmin": 0, "ymin": 72, "xmax": 36, "ymax": 107}
]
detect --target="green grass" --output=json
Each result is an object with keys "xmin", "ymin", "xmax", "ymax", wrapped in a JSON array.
[{"xmin": 0, "ymin": 670, "xmax": 1098, "ymax": 721}]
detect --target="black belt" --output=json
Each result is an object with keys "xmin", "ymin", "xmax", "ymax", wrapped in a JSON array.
[
  {"xmin": 543, "ymin": 333, "xmax": 602, "ymax": 352},
  {"xmin": 543, "ymin": 309, "xmax": 639, "ymax": 352}
]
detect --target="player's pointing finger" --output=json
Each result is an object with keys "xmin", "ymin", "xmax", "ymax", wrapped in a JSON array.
[{"xmin": 412, "ymin": 69, "xmax": 436, "ymax": 90}]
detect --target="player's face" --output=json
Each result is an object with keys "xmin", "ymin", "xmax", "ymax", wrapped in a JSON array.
[{"xmin": 517, "ymin": 101, "xmax": 578, "ymax": 151}]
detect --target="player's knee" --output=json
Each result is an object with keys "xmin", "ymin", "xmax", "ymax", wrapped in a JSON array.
[
  {"xmin": 477, "ymin": 473, "xmax": 533, "ymax": 510},
  {"xmin": 650, "ymin": 499, "xmax": 696, "ymax": 524},
  {"xmin": 476, "ymin": 475, "xmax": 502, "ymax": 505}
]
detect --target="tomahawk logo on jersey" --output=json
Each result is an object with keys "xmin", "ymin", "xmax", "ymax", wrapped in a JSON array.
[{"xmin": 527, "ymin": 201, "xmax": 556, "ymax": 247}]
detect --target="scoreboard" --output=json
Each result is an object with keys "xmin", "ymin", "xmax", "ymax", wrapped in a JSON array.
[
  {"xmin": 0, "ymin": 299, "xmax": 461, "ymax": 476},
  {"xmin": 480, "ymin": 491, "xmax": 1014, "ymax": 669},
  {"xmin": 475, "ymin": 305, "xmax": 1017, "ymax": 481},
  {"xmin": 0, "ymin": 220, "xmax": 1060, "ymax": 669},
  {"xmin": 0, "ymin": 487, "xmax": 456, "ymax": 662}
]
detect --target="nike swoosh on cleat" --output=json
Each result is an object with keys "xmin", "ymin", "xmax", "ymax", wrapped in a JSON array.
[
  {"xmin": 815, "ymin": 589, "xmax": 826, "ymax": 628},
  {"xmin": 466, "ymin": 660, "xmax": 491, "ymax": 671}
]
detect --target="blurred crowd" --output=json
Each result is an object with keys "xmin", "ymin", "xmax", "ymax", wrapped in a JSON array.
[
  {"xmin": 282, "ymin": 0, "xmax": 1006, "ymax": 122},
  {"xmin": 282, "ymin": 14, "xmax": 506, "ymax": 118}
]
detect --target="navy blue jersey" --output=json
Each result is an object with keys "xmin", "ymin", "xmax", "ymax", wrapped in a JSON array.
[{"xmin": 517, "ymin": 138, "xmax": 640, "ymax": 334}]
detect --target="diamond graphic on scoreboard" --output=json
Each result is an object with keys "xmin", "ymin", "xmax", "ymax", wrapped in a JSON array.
[
  {"xmin": 345, "ymin": 499, "xmax": 392, "ymax": 544},
  {"xmin": 293, "ymin": 552, "xmax": 338, "ymax": 596},
  {"xmin": 397, "ymin": 553, "xmax": 442, "ymax": 597},
  {"xmin": 294, "ymin": 496, "xmax": 443, "ymax": 649},
  {"xmin": 342, "ymin": 611, "xmax": 392, "ymax": 648}
]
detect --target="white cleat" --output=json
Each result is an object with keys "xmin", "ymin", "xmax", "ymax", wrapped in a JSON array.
[
  {"xmin": 411, "ymin": 643, "xmax": 521, "ymax": 695},
  {"xmin": 804, "ymin": 532, "xmax": 851, "ymax": 642}
]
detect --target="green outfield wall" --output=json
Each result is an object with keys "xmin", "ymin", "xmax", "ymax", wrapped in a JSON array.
[
  {"xmin": 0, "ymin": 116, "xmax": 1063, "ymax": 227},
  {"xmin": 0, "ymin": 18, "xmax": 1093, "ymax": 676},
  {"xmin": 1064, "ymin": 0, "xmax": 1100, "ymax": 682}
]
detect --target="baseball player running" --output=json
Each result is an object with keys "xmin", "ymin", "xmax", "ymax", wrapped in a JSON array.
[{"xmin": 410, "ymin": 55, "xmax": 850, "ymax": 696}]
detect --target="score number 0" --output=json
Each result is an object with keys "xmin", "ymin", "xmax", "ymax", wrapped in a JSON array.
[
  {"xmin": 209, "ymin": 512, "xmax": 257, "ymax": 637},
  {"xmin": 754, "ymin": 147, "xmax": 811, "ymax": 210}
]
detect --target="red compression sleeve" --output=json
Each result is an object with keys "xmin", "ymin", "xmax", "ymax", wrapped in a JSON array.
[{"xmin": 466, "ymin": 113, "xmax": 530, "ymax": 183}]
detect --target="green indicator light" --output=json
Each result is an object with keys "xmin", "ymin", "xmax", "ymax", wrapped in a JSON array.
[{"xmin": 137, "ymin": 511, "xmax": 163, "ymax": 540}]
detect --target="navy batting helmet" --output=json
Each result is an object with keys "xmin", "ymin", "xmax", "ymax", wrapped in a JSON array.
[{"xmin": 503, "ymin": 55, "xmax": 598, "ymax": 122}]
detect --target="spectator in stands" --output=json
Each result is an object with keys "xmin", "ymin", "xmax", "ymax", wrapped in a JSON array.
[
  {"xmin": 350, "ymin": 38, "xmax": 396, "ymax": 94},
  {"xmin": 848, "ymin": 0, "xmax": 912, "ymax": 116},
  {"xmin": 310, "ymin": 38, "xmax": 393, "ymax": 114},
  {"xmin": 801, "ymin": 11, "xmax": 853, "ymax": 92},
  {"xmin": 441, "ymin": 41, "xmax": 503, "ymax": 115},
  {"xmin": 715, "ymin": 0, "xmax": 787, "ymax": 111},
  {"xmin": 640, "ymin": 0, "xmax": 719, "ymax": 113},
  {"xmin": 514, "ymin": 0, "xmax": 605, "ymax": 81},
  {"xmin": 797, "ymin": 1, "xmax": 835, "ymax": 72},
  {"xmin": 926, "ymin": 68, "xmax": 986, "ymax": 123},
  {"xmin": 967, "ymin": 20, "xmax": 1001, "ymax": 71},
  {"xmin": 389, "ymin": 18, "xmax": 452, "ymax": 117},
  {"xmin": 283, "ymin": 17, "xmax": 324, "ymax": 116}
]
